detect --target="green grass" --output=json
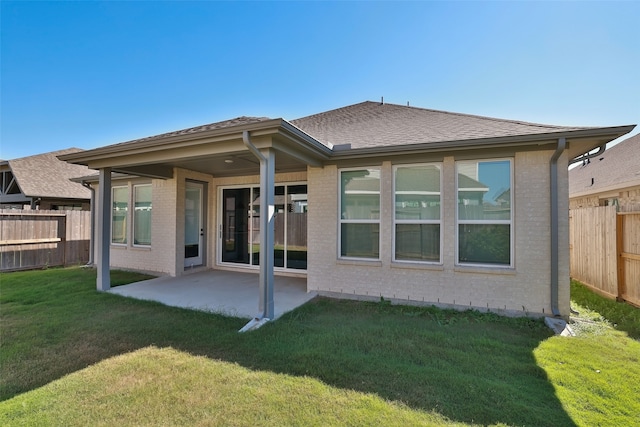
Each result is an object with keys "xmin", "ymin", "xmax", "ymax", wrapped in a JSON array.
[{"xmin": 1, "ymin": 269, "xmax": 639, "ymax": 426}]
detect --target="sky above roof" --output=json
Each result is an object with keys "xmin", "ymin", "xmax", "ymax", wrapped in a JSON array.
[{"xmin": 2, "ymin": 1, "xmax": 638, "ymax": 160}]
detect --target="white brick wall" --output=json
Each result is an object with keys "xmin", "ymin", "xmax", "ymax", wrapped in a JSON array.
[{"xmin": 308, "ymin": 149, "xmax": 571, "ymax": 317}]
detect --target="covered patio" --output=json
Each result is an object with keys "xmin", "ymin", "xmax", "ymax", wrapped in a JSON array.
[{"xmin": 109, "ymin": 269, "xmax": 316, "ymax": 320}]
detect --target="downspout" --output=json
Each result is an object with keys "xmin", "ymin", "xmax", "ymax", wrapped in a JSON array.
[
  {"xmin": 549, "ymin": 137, "xmax": 566, "ymax": 317},
  {"xmin": 81, "ymin": 180, "xmax": 95, "ymax": 266}
]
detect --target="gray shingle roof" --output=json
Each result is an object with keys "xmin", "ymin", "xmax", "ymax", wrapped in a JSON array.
[
  {"xmin": 291, "ymin": 101, "xmax": 591, "ymax": 149},
  {"xmin": 9, "ymin": 148, "xmax": 92, "ymax": 199},
  {"xmin": 569, "ymin": 133, "xmax": 640, "ymax": 196},
  {"xmin": 108, "ymin": 116, "xmax": 272, "ymax": 148}
]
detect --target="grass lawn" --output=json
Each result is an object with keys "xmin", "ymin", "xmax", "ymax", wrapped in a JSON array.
[{"xmin": 1, "ymin": 269, "xmax": 639, "ymax": 426}]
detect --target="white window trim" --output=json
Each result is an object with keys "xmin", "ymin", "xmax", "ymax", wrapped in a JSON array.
[
  {"xmin": 392, "ymin": 163, "xmax": 443, "ymax": 264},
  {"xmin": 455, "ymin": 158, "xmax": 514, "ymax": 268},
  {"xmin": 132, "ymin": 184, "xmax": 152, "ymax": 247},
  {"xmin": 111, "ymin": 185, "xmax": 129, "ymax": 246},
  {"xmin": 338, "ymin": 167, "xmax": 381, "ymax": 261}
]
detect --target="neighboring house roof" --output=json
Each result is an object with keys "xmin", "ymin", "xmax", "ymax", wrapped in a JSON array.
[
  {"xmin": 569, "ymin": 133, "xmax": 640, "ymax": 198},
  {"xmin": 291, "ymin": 101, "xmax": 591, "ymax": 150},
  {"xmin": 6, "ymin": 148, "xmax": 92, "ymax": 200}
]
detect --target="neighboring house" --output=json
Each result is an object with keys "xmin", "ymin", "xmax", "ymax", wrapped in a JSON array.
[
  {"xmin": 1, "ymin": 148, "xmax": 92, "ymax": 210},
  {"xmin": 569, "ymin": 133, "xmax": 640, "ymax": 212},
  {"xmin": 60, "ymin": 101, "xmax": 635, "ymax": 320}
]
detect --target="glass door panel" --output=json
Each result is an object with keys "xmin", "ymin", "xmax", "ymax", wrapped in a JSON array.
[
  {"xmin": 222, "ymin": 188, "xmax": 250, "ymax": 264},
  {"xmin": 274, "ymin": 186, "xmax": 285, "ymax": 268},
  {"xmin": 184, "ymin": 182, "xmax": 203, "ymax": 267},
  {"xmin": 286, "ymin": 185, "xmax": 307, "ymax": 269}
]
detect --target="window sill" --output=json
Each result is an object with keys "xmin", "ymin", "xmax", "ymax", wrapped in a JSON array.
[
  {"xmin": 391, "ymin": 261, "xmax": 444, "ymax": 271},
  {"xmin": 337, "ymin": 258, "xmax": 382, "ymax": 268},
  {"xmin": 131, "ymin": 245, "xmax": 152, "ymax": 251},
  {"xmin": 454, "ymin": 265, "xmax": 516, "ymax": 275}
]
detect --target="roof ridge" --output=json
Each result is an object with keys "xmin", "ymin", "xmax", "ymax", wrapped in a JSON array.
[{"xmin": 293, "ymin": 100, "xmax": 591, "ymax": 131}]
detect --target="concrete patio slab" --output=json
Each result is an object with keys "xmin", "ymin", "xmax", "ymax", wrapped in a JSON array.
[{"xmin": 108, "ymin": 269, "xmax": 316, "ymax": 319}]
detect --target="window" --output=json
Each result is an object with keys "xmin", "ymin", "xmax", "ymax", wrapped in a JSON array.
[
  {"xmin": 112, "ymin": 186, "xmax": 129, "ymax": 244},
  {"xmin": 133, "ymin": 184, "xmax": 152, "ymax": 246},
  {"xmin": 394, "ymin": 164, "xmax": 441, "ymax": 262},
  {"xmin": 456, "ymin": 159, "xmax": 512, "ymax": 266},
  {"xmin": 340, "ymin": 168, "xmax": 380, "ymax": 259}
]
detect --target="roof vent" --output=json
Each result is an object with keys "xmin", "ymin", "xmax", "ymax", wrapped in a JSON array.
[{"xmin": 380, "ymin": 96, "xmax": 384, "ymax": 105}]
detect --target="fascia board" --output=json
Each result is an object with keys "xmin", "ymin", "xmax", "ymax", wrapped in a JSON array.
[
  {"xmin": 58, "ymin": 119, "xmax": 287, "ymax": 165},
  {"xmin": 329, "ymin": 125, "xmax": 636, "ymax": 160}
]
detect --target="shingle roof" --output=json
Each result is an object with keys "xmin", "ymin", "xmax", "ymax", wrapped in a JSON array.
[
  {"xmin": 291, "ymin": 101, "xmax": 591, "ymax": 149},
  {"xmin": 108, "ymin": 116, "xmax": 272, "ymax": 148},
  {"xmin": 9, "ymin": 148, "xmax": 92, "ymax": 199},
  {"xmin": 569, "ymin": 133, "xmax": 640, "ymax": 196}
]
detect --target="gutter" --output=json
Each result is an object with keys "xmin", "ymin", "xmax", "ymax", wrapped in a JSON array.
[
  {"xmin": 549, "ymin": 137, "xmax": 565, "ymax": 317},
  {"xmin": 569, "ymin": 144, "xmax": 606, "ymax": 166},
  {"xmin": 81, "ymin": 180, "xmax": 95, "ymax": 266}
]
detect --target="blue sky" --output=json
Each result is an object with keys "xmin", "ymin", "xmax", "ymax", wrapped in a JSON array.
[{"xmin": 2, "ymin": 1, "xmax": 639, "ymax": 160}]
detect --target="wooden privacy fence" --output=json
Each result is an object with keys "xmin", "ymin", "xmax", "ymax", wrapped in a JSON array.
[
  {"xmin": 569, "ymin": 206, "xmax": 640, "ymax": 307},
  {"xmin": 0, "ymin": 209, "xmax": 91, "ymax": 272}
]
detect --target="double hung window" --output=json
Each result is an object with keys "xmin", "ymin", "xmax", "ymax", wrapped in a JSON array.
[
  {"xmin": 111, "ymin": 186, "xmax": 129, "ymax": 244},
  {"xmin": 456, "ymin": 159, "xmax": 512, "ymax": 266},
  {"xmin": 339, "ymin": 168, "xmax": 380, "ymax": 259},
  {"xmin": 393, "ymin": 164, "xmax": 442, "ymax": 263},
  {"xmin": 133, "ymin": 184, "xmax": 152, "ymax": 246}
]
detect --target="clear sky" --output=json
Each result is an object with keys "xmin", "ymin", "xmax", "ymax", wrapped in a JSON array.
[{"xmin": 2, "ymin": 1, "xmax": 639, "ymax": 160}]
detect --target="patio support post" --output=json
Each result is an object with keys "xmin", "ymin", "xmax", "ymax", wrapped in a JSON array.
[
  {"xmin": 243, "ymin": 131, "xmax": 275, "ymax": 320},
  {"xmin": 96, "ymin": 167, "xmax": 112, "ymax": 291},
  {"xmin": 258, "ymin": 148, "xmax": 276, "ymax": 319}
]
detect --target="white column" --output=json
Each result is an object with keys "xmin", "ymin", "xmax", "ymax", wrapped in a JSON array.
[
  {"xmin": 259, "ymin": 148, "xmax": 275, "ymax": 319},
  {"xmin": 96, "ymin": 168, "xmax": 111, "ymax": 291}
]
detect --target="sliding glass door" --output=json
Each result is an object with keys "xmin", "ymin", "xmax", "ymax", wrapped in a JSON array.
[{"xmin": 220, "ymin": 184, "xmax": 307, "ymax": 270}]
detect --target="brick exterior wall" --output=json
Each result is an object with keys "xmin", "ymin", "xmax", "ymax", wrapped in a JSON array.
[
  {"xmin": 94, "ymin": 149, "xmax": 570, "ymax": 318},
  {"xmin": 570, "ymin": 186, "xmax": 640, "ymax": 212},
  {"xmin": 308, "ymin": 149, "xmax": 570, "ymax": 318}
]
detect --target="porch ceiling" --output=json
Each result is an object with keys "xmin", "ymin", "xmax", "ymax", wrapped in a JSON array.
[{"xmin": 116, "ymin": 148, "xmax": 310, "ymax": 179}]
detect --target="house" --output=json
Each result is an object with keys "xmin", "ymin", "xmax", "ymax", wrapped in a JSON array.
[
  {"xmin": 569, "ymin": 133, "xmax": 640, "ymax": 212},
  {"xmin": 1, "ymin": 148, "xmax": 92, "ymax": 210},
  {"xmin": 59, "ymin": 101, "xmax": 635, "ymax": 320}
]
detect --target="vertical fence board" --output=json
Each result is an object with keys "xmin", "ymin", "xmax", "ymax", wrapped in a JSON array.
[
  {"xmin": 0, "ymin": 209, "xmax": 91, "ymax": 271},
  {"xmin": 620, "ymin": 212, "xmax": 640, "ymax": 306},
  {"xmin": 570, "ymin": 207, "xmax": 640, "ymax": 307},
  {"xmin": 569, "ymin": 206, "xmax": 618, "ymax": 297}
]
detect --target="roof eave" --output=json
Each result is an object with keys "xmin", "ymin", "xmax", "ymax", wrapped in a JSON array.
[
  {"xmin": 329, "ymin": 125, "xmax": 636, "ymax": 160},
  {"xmin": 59, "ymin": 119, "xmax": 332, "ymax": 167}
]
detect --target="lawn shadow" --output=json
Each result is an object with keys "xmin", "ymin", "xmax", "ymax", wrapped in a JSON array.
[
  {"xmin": 214, "ymin": 298, "xmax": 576, "ymax": 427},
  {"xmin": 1, "ymin": 268, "xmax": 576, "ymax": 426}
]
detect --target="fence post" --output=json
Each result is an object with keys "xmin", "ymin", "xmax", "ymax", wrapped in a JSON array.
[{"xmin": 616, "ymin": 213, "xmax": 625, "ymax": 302}]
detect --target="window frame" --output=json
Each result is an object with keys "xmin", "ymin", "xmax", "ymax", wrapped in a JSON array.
[
  {"xmin": 455, "ymin": 158, "xmax": 514, "ymax": 268},
  {"xmin": 338, "ymin": 167, "xmax": 381, "ymax": 261},
  {"xmin": 392, "ymin": 162, "xmax": 443, "ymax": 264},
  {"xmin": 133, "ymin": 183, "xmax": 152, "ymax": 247},
  {"xmin": 111, "ymin": 185, "xmax": 129, "ymax": 246}
]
